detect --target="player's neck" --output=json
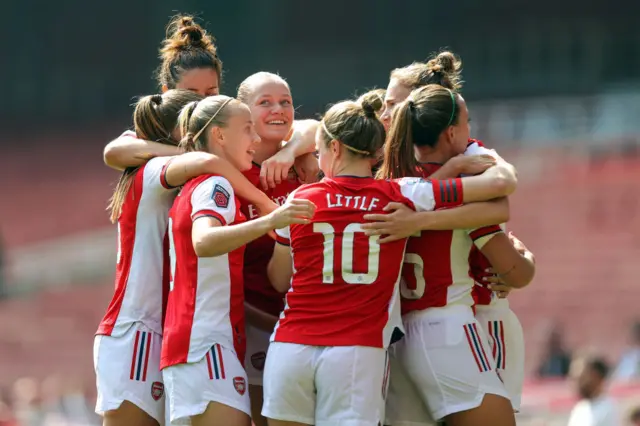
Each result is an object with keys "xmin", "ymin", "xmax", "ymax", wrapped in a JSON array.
[
  {"xmin": 252, "ymin": 138, "xmax": 282, "ymax": 165},
  {"xmin": 414, "ymin": 145, "xmax": 450, "ymax": 165},
  {"xmin": 333, "ymin": 161, "xmax": 372, "ymax": 178}
]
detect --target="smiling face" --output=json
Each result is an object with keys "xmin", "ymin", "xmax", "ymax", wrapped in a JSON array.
[
  {"xmin": 245, "ymin": 78, "xmax": 294, "ymax": 143},
  {"xmin": 208, "ymin": 103, "xmax": 261, "ymax": 171}
]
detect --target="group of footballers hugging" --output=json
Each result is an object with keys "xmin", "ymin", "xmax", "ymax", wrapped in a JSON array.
[{"xmin": 93, "ymin": 14, "xmax": 536, "ymax": 426}]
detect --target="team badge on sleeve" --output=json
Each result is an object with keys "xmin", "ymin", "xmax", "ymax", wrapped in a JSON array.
[{"xmin": 211, "ymin": 184, "xmax": 230, "ymax": 208}]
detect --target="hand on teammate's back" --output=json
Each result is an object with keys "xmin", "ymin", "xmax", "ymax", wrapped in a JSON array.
[
  {"xmin": 267, "ymin": 199, "xmax": 316, "ymax": 229},
  {"xmin": 361, "ymin": 202, "xmax": 417, "ymax": 243}
]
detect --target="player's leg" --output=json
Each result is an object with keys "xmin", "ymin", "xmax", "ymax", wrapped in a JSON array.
[
  {"xmin": 102, "ymin": 401, "xmax": 159, "ymax": 426},
  {"xmin": 245, "ymin": 324, "xmax": 271, "ymax": 426},
  {"xmin": 400, "ymin": 309, "xmax": 515, "ymax": 426},
  {"xmin": 314, "ymin": 345, "xmax": 387, "ymax": 426},
  {"xmin": 164, "ymin": 343, "xmax": 251, "ymax": 426},
  {"xmin": 476, "ymin": 306, "xmax": 525, "ymax": 412},
  {"xmin": 191, "ymin": 401, "xmax": 250, "ymax": 426},
  {"xmin": 94, "ymin": 325, "xmax": 165, "ymax": 426},
  {"xmin": 261, "ymin": 342, "xmax": 316, "ymax": 426},
  {"xmin": 385, "ymin": 343, "xmax": 436, "ymax": 426}
]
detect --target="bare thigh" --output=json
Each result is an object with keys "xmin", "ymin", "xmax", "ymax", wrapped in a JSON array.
[
  {"xmin": 250, "ymin": 384, "xmax": 268, "ymax": 426},
  {"xmin": 190, "ymin": 401, "xmax": 251, "ymax": 426},
  {"xmin": 102, "ymin": 400, "xmax": 159, "ymax": 426},
  {"xmin": 444, "ymin": 394, "xmax": 515, "ymax": 426}
]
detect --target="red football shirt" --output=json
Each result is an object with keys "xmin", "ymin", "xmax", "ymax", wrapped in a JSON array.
[{"xmin": 273, "ymin": 176, "xmax": 463, "ymax": 348}]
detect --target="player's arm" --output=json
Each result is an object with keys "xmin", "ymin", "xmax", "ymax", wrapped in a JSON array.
[
  {"xmin": 267, "ymin": 239, "xmax": 293, "ymax": 293},
  {"xmin": 459, "ymin": 161, "xmax": 517, "ymax": 202},
  {"xmin": 479, "ymin": 232, "xmax": 535, "ymax": 289},
  {"xmin": 285, "ymin": 119, "xmax": 320, "ymax": 155},
  {"xmin": 192, "ymin": 181, "xmax": 315, "ymax": 257},
  {"xmin": 395, "ymin": 197, "xmax": 510, "ymax": 232},
  {"xmin": 103, "ymin": 131, "xmax": 179, "ymax": 171},
  {"xmin": 245, "ymin": 303, "xmax": 280, "ymax": 333},
  {"xmin": 164, "ymin": 152, "xmax": 276, "ymax": 213}
]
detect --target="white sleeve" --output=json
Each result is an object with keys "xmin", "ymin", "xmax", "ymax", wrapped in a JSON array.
[
  {"xmin": 396, "ymin": 177, "xmax": 463, "ymax": 211},
  {"xmin": 464, "ymin": 141, "xmax": 497, "ymax": 157},
  {"xmin": 141, "ymin": 156, "xmax": 178, "ymax": 193},
  {"xmin": 190, "ymin": 176, "xmax": 238, "ymax": 225}
]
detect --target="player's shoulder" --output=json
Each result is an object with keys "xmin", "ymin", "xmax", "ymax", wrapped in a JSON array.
[{"xmin": 185, "ymin": 173, "xmax": 230, "ymax": 192}]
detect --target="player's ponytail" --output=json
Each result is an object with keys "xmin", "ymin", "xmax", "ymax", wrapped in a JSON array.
[
  {"xmin": 378, "ymin": 84, "xmax": 462, "ymax": 180},
  {"xmin": 107, "ymin": 90, "xmax": 202, "ymax": 223},
  {"xmin": 377, "ymin": 99, "xmax": 417, "ymax": 179},
  {"xmin": 178, "ymin": 100, "xmax": 200, "ymax": 152}
]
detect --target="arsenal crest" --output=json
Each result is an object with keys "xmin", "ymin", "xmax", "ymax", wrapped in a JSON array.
[
  {"xmin": 151, "ymin": 381, "xmax": 164, "ymax": 401},
  {"xmin": 250, "ymin": 352, "xmax": 266, "ymax": 371},
  {"xmin": 233, "ymin": 376, "xmax": 246, "ymax": 396}
]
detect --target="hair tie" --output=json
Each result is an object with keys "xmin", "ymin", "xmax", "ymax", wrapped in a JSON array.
[
  {"xmin": 193, "ymin": 97, "xmax": 234, "ymax": 142},
  {"xmin": 321, "ymin": 120, "xmax": 370, "ymax": 156},
  {"xmin": 446, "ymin": 89, "xmax": 456, "ymax": 126},
  {"xmin": 151, "ymin": 94, "xmax": 163, "ymax": 105}
]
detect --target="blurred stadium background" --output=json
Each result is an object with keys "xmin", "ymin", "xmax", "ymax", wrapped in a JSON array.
[{"xmin": 1, "ymin": 0, "xmax": 639, "ymax": 424}]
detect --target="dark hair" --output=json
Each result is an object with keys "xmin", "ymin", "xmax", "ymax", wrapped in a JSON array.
[
  {"xmin": 107, "ymin": 89, "xmax": 203, "ymax": 223},
  {"xmin": 178, "ymin": 95, "xmax": 242, "ymax": 153},
  {"xmin": 390, "ymin": 50, "xmax": 463, "ymax": 91},
  {"xmin": 156, "ymin": 15, "xmax": 223, "ymax": 89},
  {"xmin": 586, "ymin": 357, "xmax": 610, "ymax": 379},
  {"xmin": 320, "ymin": 98, "xmax": 385, "ymax": 159},
  {"xmin": 378, "ymin": 84, "xmax": 461, "ymax": 179},
  {"xmin": 356, "ymin": 89, "xmax": 386, "ymax": 115},
  {"xmin": 630, "ymin": 406, "xmax": 640, "ymax": 422}
]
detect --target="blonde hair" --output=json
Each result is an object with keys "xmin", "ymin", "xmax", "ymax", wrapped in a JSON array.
[
  {"xmin": 236, "ymin": 71, "xmax": 290, "ymax": 104},
  {"xmin": 320, "ymin": 98, "xmax": 385, "ymax": 159},
  {"xmin": 177, "ymin": 95, "xmax": 242, "ymax": 152},
  {"xmin": 390, "ymin": 51, "xmax": 463, "ymax": 91},
  {"xmin": 107, "ymin": 89, "xmax": 203, "ymax": 223},
  {"xmin": 356, "ymin": 89, "xmax": 386, "ymax": 116}
]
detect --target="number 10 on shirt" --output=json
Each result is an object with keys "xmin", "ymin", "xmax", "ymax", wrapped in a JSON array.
[{"xmin": 313, "ymin": 222, "xmax": 380, "ymax": 285}]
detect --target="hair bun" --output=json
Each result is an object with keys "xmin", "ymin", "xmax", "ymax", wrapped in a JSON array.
[
  {"xmin": 360, "ymin": 99, "xmax": 377, "ymax": 119},
  {"xmin": 165, "ymin": 15, "xmax": 213, "ymax": 50},
  {"xmin": 427, "ymin": 51, "xmax": 461, "ymax": 75}
]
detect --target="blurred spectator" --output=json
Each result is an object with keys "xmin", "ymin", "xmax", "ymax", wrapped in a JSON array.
[
  {"xmin": 12, "ymin": 378, "xmax": 44, "ymax": 426},
  {"xmin": 612, "ymin": 321, "xmax": 640, "ymax": 381},
  {"xmin": 567, "ymin": 356, "xmax": 621, "ymax": 426},
  {"xmin": 537, "ymin": 326, "xmax": 573, "ymax": 378},
  {"xmin": 630, "ymin": 406, "xmax": 640, "ymax": 426}
]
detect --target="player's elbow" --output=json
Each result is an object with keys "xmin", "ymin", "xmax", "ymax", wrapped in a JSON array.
[
  {"xmin": 506, "ymin": 264, "xmax": 535, "ymax": 289},
  {"xmin": 491, "ymin": 164, "xmax": 518, "ymax": 197},
  {"xmin": 103, "ymin": 143, "xmax": 124, "ymax": 170},
  {"xmin": 193, "ymin": 236, "xmax": 223, "ymax": 258}
]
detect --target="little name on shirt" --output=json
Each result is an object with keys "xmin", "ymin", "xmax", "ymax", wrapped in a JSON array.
[{"xmin": 326, "ymin": 193, "xmax": 379, "ymax": 211}]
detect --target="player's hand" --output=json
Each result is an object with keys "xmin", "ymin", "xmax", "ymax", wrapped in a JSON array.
[
  {"xmin": 449, "ymin": 154, "xmax": 496, "ymax": 176},
  {"xmin": 293, "ymin": 152, "xmax": 320, "ymax": 184},
  {"xmin": 260, "ymin": 149, "xmax": 296, "ymax": 190},
  {"xmin": 484, "ymin": 269, "xmax": 513, "ymax": 299},
  {"xmin": 361, "ymin": 202, "xmax": 418, "ymax": 244},
  {"xmin": 267, "ymin": 199, "xmax": 316, "ymax": 229}
]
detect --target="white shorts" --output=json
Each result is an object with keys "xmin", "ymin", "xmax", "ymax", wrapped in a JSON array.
[
  {"xmin": 163, "ymin": 344, "xmax": 250, "ymax": 424},
  {"xmin": 262, "ymin": 342, "xmax": 389, "ymax": 426},
  {"xmin": 94, "ymin": 323, "xmax": 165, "ymax": 424},
  {"xmin": 388, "ymin": 306, "xmax": 508, "ymax": 422},
  {"xmin": 385, "ymin": 344, "xmax": 436, "ymax": 426},
  {"xmin": 475, "ymin": 302, "xmax": 525, "ymax": 411},
  {"xmin": 244, "ymin": 324, "xmax": 271, "ymax": 386}
]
